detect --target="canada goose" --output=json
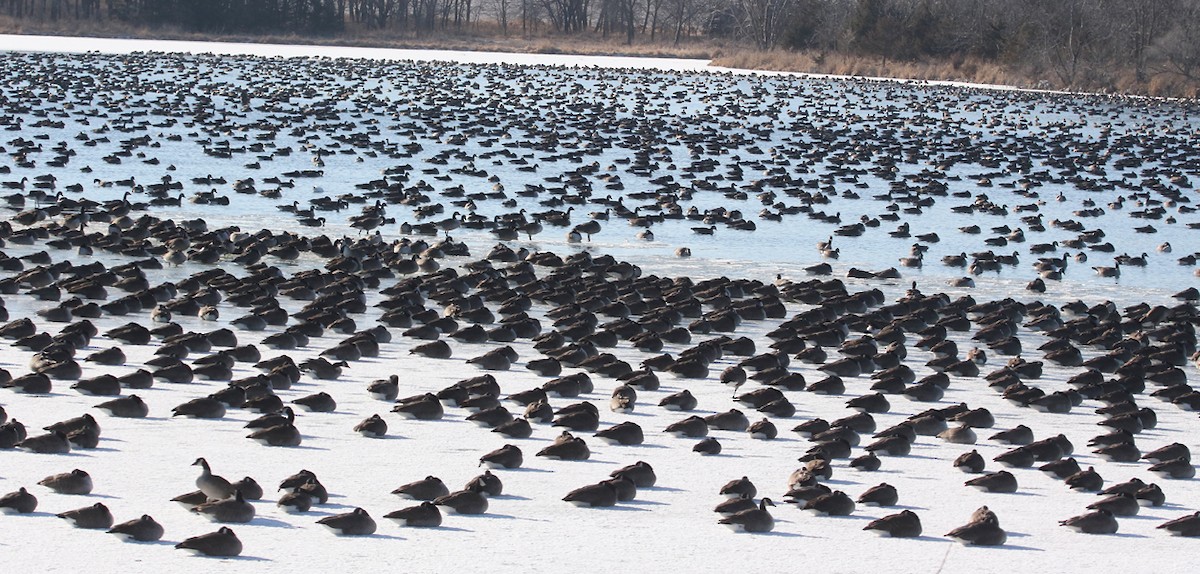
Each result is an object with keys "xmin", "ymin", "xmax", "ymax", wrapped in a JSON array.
[
  {"xmin": 246, "ymin": 412, "xmax": 302, "ymax": 447},
  {"xmin": 965, "ymin": 470, "xmax": 1018, "ymax": 493},
  {"xmin": 693, "ymin": 437, "xmax": 722, "ymax": 455},
  {"xmin": 993, "ymin": 445, "xmax": 1036, "ymax": 468},
  {"xmin": 192, "ymin": 457, "xmax": 235, "ymax": 500},
  {"xmin": 1142, "ymin": 442, "xmax": 1191, "ymax": 464},
  {"xmin": 714, "ymin": 494, "xmax": 758, "ymax": 515},
  {"xmin": 393, "ymin": 393, "xmax": 444, "ymax": 420},
  {"xmin": 595, "ymin": 421, "xmax": 644, "ymax": 445},
  {"xmin": 434, "ymin": 489, "xmax": 489, "ymax": 515},
  {"xmin": 719, "ymin": 476, "xmax": 757, "ymax": 499},
  {"xmin": 850, "ymin": 451, "xmax": 882, "ymax": 471},
  {"xmin": 384, "ymin": 501, "xmax": 443, "ymax": 527},
  {"xmin": 67, "ymin": 374, "xmax": 118, "ymax": 396},
  {"xmin": 950, "ymin": 408, "xmax": 995, "ymax": 428},
  {"xmin": 171, "ymin": 490, "xmax": 209, "ymax": 509},
  {"xmin": 392, "ymin": 476, "xmax": 450, "ymax": 501},
  {"xmin": 747, "ymin": 418, "xmax": 778, "ymax": 440},
  {"xmin": 552, "ymin": 401, "xmax": 600, "ymax": 431},
  {"xmin": 704, "ymin": 409, "xmax": 749, "ymax": 431},
  {"xmin": 1093, "ymin": 261, "xmax": 1120, "ymax": 277},
  {"xmin": 857, "ymin": 483, "xmax": 898, "ymax": 506},
  {"xmin": 466, "ymin": 347, "xmax": 513, "ymax": 370},
  {"xmin": 718, "ymin": 498, "xmax": 775, "ymax": 532},
  {"xmin": 245, "ymin": 407, "xmax": 296, "ymax": 430},
  {"xmin": 317, "ymin": 507, "xmax": 377, "ymax": 536},
  {"xmin": 536, "ymin": 436, "xmax": 590, "ymax": 460},
  {"xmin": 1149, "ymin": 457, "xmax": 1196, "ymax": 479},
  {"xmin": 94, "ymin": 394, "xmax": 149, "ymax": 418},
  {"xmin": 480, "ymin": 443, "xmax": 525, "ymax": 468},
  {"xmin": 665, "ymin": 415, "xmax": 708, "ymax": 437},
  {"xmin": 563, "ymin": 480, "xmax": 619, "ymax": 507},
  {"xmin": 277, "ymin": 490, "xmax": 314, "ymax": 514},
  {"xmin": 17, "ymin": 430, "xmax": 70, "ymax": 454},
  {"xmin": 192, "ymin": 490, "xmax": 255, "ymax": 523},
  {"xmin": 610, "ymin": 384, "xmax": 636, "ymax": 413},
  {"xmin": 946, "ymin": 509, "xmax": 1006, "ymax": 546},
  {"xmin": 38, "ymin": 469, "xmax": 93, "ymax": 495},
  {"xmin": 658, "ymin": 389, "xmax": 698, "ymax": 411},
  {"xmin": 864, "ymin": 509, "xmax": 922, "ymax": 538},
  {"xmin": 1159, "ymin": 512, "xmax": 1200, "ymax": 536},
  {"xmin": 989, "ymin": 425, "xmax": 1034, "ymax": 445},
  {"xmin": 176, "ymin": 527, "xmax": 242, "ymax": 556},
  {"xmin": 803, "ymin": 490, "xmax": 856, "ymax": 516},
  {"xmin": 293, "ymin": 391, "xmax": 336, "ymax": 412},
  {"xmin": 1060, "ymin": 509, "xmax": 1118, "ymax": 534},
  {"xmin": 367, "ymin": 375, "xmax": 400, "ymax": 401},
  {"xmin": 353, "ymin": 414, "xmax": 388, "ymax": 438},
  {"xmin": 231, "ymin": 477, "xmax": 263, "ymax": 500},
  {"xmin": 57, "ymin": 502, "xmax": 113, "ymax": 529},
  {"xmin": 0, "ymin": 487, "xmax": 38, "ymax": 514},
  {"xmin": 610, "ymin": 461, "xmax": 656, "ymax": 487},
  {"xmin": 1087, "ymin": 492, "xmax": 1141, "ymax": 516},
  {"xmin": 298, "ymin": 357, "xmax": 348, "ymax": 380},
  {"xmin": 953, "ymin": 450, "xmax": 986, "ymax": 473}
]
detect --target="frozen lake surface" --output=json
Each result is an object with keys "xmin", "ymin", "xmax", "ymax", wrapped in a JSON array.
[{"xmin": 0, "ymin": 35, "xmax": 1198, "ymax": 574}]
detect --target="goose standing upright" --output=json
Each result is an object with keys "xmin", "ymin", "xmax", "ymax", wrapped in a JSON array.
[{"xmin": 193, "ymin": 457, "xmax": 235, "ymax": 500}]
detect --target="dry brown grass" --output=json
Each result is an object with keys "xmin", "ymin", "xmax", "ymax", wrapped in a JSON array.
[
  {"xmin": 712, "ymin": 49, "xmax": 1027, "ymax": 89},
  {"xmin": 712, "ymin": 48, "xmax": 1200, "ymax": 98}
]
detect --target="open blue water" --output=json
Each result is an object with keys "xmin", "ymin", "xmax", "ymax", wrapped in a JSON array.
[{"xmin": 1, "ymin": 35, "xmax": 1197, "ymax": 308}]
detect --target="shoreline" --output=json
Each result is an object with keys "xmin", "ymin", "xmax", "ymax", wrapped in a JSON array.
[
  {"xmin": 2, "ymin": 25, "xmax": 1195, "ymax": 99},
  {"xmin": 6, "ymin": 33, "xmax": 711, "ymax": 71},
  {"xmin": 3, "ymin": 33, "xmax": 1176, "ymax": 104}
]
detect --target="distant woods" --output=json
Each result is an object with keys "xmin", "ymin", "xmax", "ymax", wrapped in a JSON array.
[{"xmin": 4, "ymin": 0, "xmax": 1200, "ymax": 96}]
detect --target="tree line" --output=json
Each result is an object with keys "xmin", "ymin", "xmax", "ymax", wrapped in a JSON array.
[{"xmin": 5, "ymin": 0, "xmax": 1200, "ymax": 94}]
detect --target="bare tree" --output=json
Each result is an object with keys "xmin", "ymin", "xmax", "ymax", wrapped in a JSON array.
[
  {"xmin": 1115, "ymin": 0, "xmax": 1177, "ymax": 81},
  {"xmin": 541, "ymin": 0, "xmax": 588, "ymax": 32},
  {"xmin": 494, "ymin": 0, "xmax": 510, "ymax": 33},
  {"xmin": 1151, "ymin": 0, "xmax": 1200, "ymax": 82},
  {"xmin": 358, "ymin": 0, "xmax": 400, "ymax": 27},
  {"xmin": 1020, "ymin": 0, "xmax": 1110, "ymax": 87},
  {"xmin": 736, "ymin": 0, "xmax": 795, "ymax": 49},
  {"xmin": 663, "ymin": 0, "xmax": 714, "ymax": 46}
]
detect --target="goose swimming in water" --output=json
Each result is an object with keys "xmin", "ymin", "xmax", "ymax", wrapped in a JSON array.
[{"xmin": 1093, "ymin": 261, "xmax": 1120, "ymax": 278}]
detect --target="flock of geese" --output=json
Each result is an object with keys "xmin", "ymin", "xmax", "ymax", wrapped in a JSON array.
[{"xmin": 0, "ymin": 48, "xmax": 1198, "ymax": 565}]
